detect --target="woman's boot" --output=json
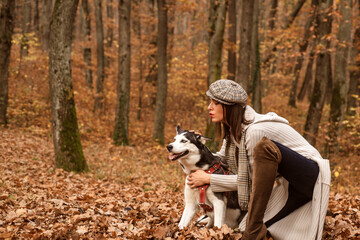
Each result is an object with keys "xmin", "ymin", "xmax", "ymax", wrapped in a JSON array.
[{"xmin": 242, "ymin": 137, "xmax": 282, "ymax": 240}]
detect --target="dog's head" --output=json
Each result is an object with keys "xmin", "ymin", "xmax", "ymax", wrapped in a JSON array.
[{"xmin": 166, "ymin": 126, "xmax": 211, "ymax": 161}]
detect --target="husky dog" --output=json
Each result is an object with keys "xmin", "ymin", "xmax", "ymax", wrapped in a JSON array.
[{"xmin": 166, "ymin": 126, "xmax": 241, "ymax": 229}]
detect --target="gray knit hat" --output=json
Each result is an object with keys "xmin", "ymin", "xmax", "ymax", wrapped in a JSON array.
[{"xmin": 206, "ymin": 79, "xmax": 248, "ymax": 105}]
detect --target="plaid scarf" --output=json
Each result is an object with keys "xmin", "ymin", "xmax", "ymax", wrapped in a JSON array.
[{"xmin": 225, "ymin": 132, "xmax": 251, "ymax": 211}]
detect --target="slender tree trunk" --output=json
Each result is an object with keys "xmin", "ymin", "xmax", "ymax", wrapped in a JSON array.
[
  {"xmin": 304, "ymin": 0, "xmax": 333, "ymax": 146},
  {"xmin": 268, "ymin": 0, "xmax": 278, "ymax": 75},
  {"xmin": 263, "ymin": 0, "xmax": 307, "ymax": 66},
  {"xmin": 283, "ymin": 0, "xmax": 307, "ymax": 29},
  {"xmin": 206, "ymin": 0, "xmax": 227, "ymax": 151},
  {"xmin": 40, "ymin": 0, "xmax": 53, "ymax": 51},
  {"xmin": 153, "ymin": 0, "xmax": 168, "ymax": 144},
  {"xmin": 252, "ymin": 0, "xmax": 262, "ymax": 113},
  {"xmin": 81, "ymin": 0, "xmax": 93, "ymax": 88},
  {"xmin": 327, "ymin": 0, "xmax": 352, "ymax": 154},
  {"xmin": 105, "ymin": 0, "xmax": 114, "ymax": 69},
  {"xmin": 94, "ymin": 0, "xmax": 105, "ymax": 111},
  {"xmin": 298, "ymin": 45, "xmax": 315, "ymax": 102},
  {"xmin": 113, "ymin": 0, "xmax": 131, "ymax": 145},
  {"xmin": 145, "ymin": 0, "xmax": 158, "ymax": 107},
  {"xmin": 167, "ymin": 0, "xmax": 175, "ymax": 73},
  {"xmin": 34, "ymin": 0, "xmax": 40, "ymax": 32},
  {"xmin": 236, "ymin": 0, "xmax": 254, "ymax": 91},
  {"xmin": 268, "ymin": 0, "xmax": 278, "ymax": 31},
  {"xmin": 227, "ymin": 0, "xmax": 236, "ymax": 80},
  {"xmin": 347, "ymin": 28, "xmax": 360, "ymax": 116},
  {"xmin": 288, "ymin": 0, "xmax": 317, "ymax": 107},
  {"xmin": 49, "ymin": 0, "xmax": 88, "ymax": 172},
  {"xmin": 207, "ymin": 0, "xmax": 227, "ymax": 86},
  {"xmin": 21, "ymin": 0, "xmax": 32, "ymax": 57},
  {"xmin": 133, "ymin": 0, "xmax": 144, "ymax": 120},
  {"xmin": 0, "ymin": 0, "xmax": 15, "ymax": 126},
  {"xmin": 106, "ymin": 0, "xmax": 114, "ymax": 49}
]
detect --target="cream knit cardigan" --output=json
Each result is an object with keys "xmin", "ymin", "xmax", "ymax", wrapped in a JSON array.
[{"xmin": 209, "ymin": 106, "xmax": 331, "ymax": 240}]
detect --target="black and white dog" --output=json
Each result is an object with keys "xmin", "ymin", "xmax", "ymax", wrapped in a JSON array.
[{"xmin": 166, "ymin": 126, "xmax": 241, "ymax": 229}]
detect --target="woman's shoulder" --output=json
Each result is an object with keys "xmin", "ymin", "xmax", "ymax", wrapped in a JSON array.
[{"xmin": 244, "ymin": 106, "xmax": 289, "ymax": 128}]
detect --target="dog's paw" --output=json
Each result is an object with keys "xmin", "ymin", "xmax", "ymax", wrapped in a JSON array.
[{"xmin": 178, "ymin": 223, "xmax": 185, "ymax": 230}]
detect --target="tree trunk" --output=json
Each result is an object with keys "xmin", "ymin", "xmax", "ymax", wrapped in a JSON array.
[
  {"xmin": 21, "ymin": 0, "xmax": 32, "ymax": 57},
  {"xmin": 227, "ymin": 0, "xmax": 236, "ymax": 80},
  {"xmin": 34, "ymin": 0, "xmax": 40, "ymax": 32},
  {"xmin": 167, "ymin": 0, "xmax": 175, "ymax": 73},
  {"xmin": 298, "ymin": 45, "xmax": 315, "ymax": 102},
  {"xmin": 304, "ymin": 0, "xmax": 333, "ymax": 146},
  {"xmin": 105, "ymin": 0, "xmax": 114, "ymax": 69},
  {"xmin": 207, "ymin": 0, "xmax": 227, "ymax": 86},
  {"xmin": 113, "ymin": 0, "xmax": 131, "ymax": 145},
  {"xmin": 347, "ymin": 28, "xmax": 360, "ymax": 116},
  {"xmin": 252, "ymin": 0, "xmax": 262, "ymax": 113},
  {"xmin": 206, "ymin": 0, "xmax": 227, "ymax": 151},
  {"xmin": 0, "ymin": 0, "xmax": 15, "ymax": 126},
  {"xmin": 283, "ymin": 0, "xmax": 307, "ymax": 29},
  {"xmin": 94, "ymin": 0, "xmax": 105, "ymax": 111},
  {"xmin": 133, "ymin": 0, "xmax": 144, "ymax": 120},
  {"xmin": 106, "ymin": 0, "xmax": 114, "ymax": 48},
  {"xmin": 145, "ymin": 0, "xmax": 158, "ymax": 108},
  {"xmin": 81, "ymin": 0, "xmax": 93, "ymax": 88},
  {"xmin": 236, "ymin": 0, "xmax": 254, "ymax": 92},
  {"xmin": 267, "ymin": 0, "xmax": 278, "ymax": 75},
  {"xmin": 40, "ymin": 0, "xmax": 53, "ymax": 51},
  {"xmin": 288, "ymin": 0, "xmax": 317, "ymax": 107},
  {"xmin": 327, "ymin": 0, "xmax": 352, "ymax": 154},
  {"xmin": 49, "ymin": 0, "xmax": 88, "ymax": 172},
  {"xmin": 153, "ymin": 0, "xmax": 168, "ymax": 144},
  {"xmin": 263, "ymin": 0, "xmax": 307, "ymax": 67},
  {"xmin": 268, "ymin": 0, "xmax": 278, "ymax": 31}
]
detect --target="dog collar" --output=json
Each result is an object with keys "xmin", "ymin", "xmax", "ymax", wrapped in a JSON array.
[{"xmin": 198, "ymin": 162, "xmax": 229, "ymax": 213}]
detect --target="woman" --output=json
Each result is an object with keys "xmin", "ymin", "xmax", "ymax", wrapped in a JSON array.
[{"xmin": 187, "ymin": 79, "xmax": 330, "ymax": 240}]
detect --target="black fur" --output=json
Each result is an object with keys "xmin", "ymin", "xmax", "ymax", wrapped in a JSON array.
[{"xmin": 182, "ymin": 130, "xmax": 240, "ymax": 210}]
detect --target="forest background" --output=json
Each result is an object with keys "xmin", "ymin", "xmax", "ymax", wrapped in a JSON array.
[{"xmin": 0, "ymin": 0, "xmax": 359, "ymax": 239}]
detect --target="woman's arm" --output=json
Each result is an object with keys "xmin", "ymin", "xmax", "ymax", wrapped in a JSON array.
[{"xmin": 187, "ymin": 170, "xmax": 238, "ymax": 192}]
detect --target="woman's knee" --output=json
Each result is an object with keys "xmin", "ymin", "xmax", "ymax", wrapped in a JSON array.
[{"xmin": 254, "ymin": 137, "xmax": 282, "ymax": 164}]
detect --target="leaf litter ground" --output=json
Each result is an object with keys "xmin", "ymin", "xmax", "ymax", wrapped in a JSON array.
[{"xmin": 0, "ymin": 129, "xmax": 359, "ymax": 239}]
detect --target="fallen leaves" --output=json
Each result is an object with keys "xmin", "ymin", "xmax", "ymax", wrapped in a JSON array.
[{"xmin": 0, "ymin": 128, "xmax": 359, "ymax": 239}]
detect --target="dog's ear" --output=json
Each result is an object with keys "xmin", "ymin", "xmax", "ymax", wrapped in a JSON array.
[
  {"xmin": 176, "ymin": 125, "xmax": 183, "ymax": 135},
  {"xmin": 196, "ymin": 135, "xmax": 211, "ymax": 145}
]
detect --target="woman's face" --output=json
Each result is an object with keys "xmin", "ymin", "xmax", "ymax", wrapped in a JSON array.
[{"xmin": 208, "ymin": 99, "xmax": 224, "ymax": 123}]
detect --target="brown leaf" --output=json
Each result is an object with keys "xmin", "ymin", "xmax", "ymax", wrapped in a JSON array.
[{"xmin": 153, "ymin": 225, "xmax": 170, "ymax": 239}]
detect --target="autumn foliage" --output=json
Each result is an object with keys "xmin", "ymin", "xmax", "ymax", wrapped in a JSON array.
[{"xmin": 1, "ymin": 0, "xmax": 360, "ymax": 239}]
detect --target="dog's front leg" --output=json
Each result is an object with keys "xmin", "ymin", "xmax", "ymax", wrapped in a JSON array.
[
  {"xmin": 178, "ymin": 182, "xmax": 199, "ymax": 229},
  {"xmin": 212, "ymin": 199, "xmax": 226, "ymax": 228},
  {"xmin": 209, "ymin": 192, "xmax": 226, "ymax": 228},
  {"xmin": 178, "ymin": 202, "xmax": 198, "ymax": 229}
]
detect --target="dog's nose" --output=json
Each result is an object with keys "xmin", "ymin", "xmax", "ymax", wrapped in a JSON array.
[{"xmin": 166, "ymin": 144, "xmax": 173, "ymax": 151}]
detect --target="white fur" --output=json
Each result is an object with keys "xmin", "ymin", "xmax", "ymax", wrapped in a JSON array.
[
  {"xmin": 168, "ymin": 130, "xmax": 241, "ymax": 229},
  {"xmin": 170, "ymin": 133, "xmax": 210, "ymax": 174}
]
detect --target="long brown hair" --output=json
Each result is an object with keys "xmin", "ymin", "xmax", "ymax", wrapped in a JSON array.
[{"xmin": 215, "ymin": 103, "xmax": 252, "ymax": 143}]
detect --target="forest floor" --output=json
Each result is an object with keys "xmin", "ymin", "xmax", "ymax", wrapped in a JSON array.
[
  {"xmin": 1, "ymin": 43, "xmax": 360, "ymax": 239},
  {"xmin": 0, "ymin": 127, "xmax": 359, "ymax": 239}
]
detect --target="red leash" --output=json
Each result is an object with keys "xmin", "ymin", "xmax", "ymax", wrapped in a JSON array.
[{"xmin": 198, "ymin": 162, "xmax": 229, "ymax": 212}]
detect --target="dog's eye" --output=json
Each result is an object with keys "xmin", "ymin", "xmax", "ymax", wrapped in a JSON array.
[{"xmin": 180, "ymin": 140, "xmax": 187, "ymax": 143}]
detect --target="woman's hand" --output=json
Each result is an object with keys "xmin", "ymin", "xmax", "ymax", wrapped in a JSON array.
[
  {"xmin": 190, "ymin": 130, "xmax": 202, "ymax": 135},
  {"xmin": 187, "ymin": 170, "xmax": 211, "ymax": 188}
]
